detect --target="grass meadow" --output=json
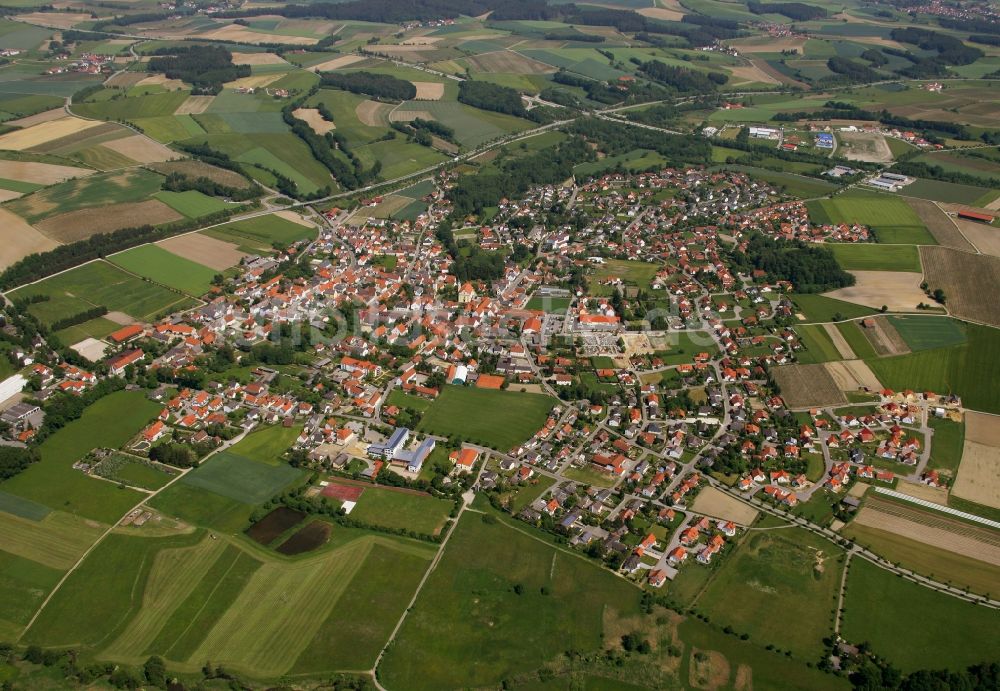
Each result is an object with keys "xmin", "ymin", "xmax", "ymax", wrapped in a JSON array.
[
  {"xmin": 418, "ymin": 385, "xmax": 555, "ymax": 451},
  {"xmin": 180, "ymin": 450, "xmax": 304, "ymax": 505},
  {"xmin": 887, "ymin": 315, "xmax": 967, "ymax": 352},
  {"xmin": 835, "ymin": 321, "xmax": 879, "ymax": 360},
  {"xmin": 828, "ymin": 243, "xmax": 922, "ymax": 272},
  {"xmin": 202, "ymin": 213, "xmax": 315, "ymax": 252},
  {"xmin": 926, "ymin": 416, "xmax": 964, "ymax": 473},
  {"xmin": 807, "ymin": 192, "xmax": 935, "ymax": 245},
  {"xmin": 791, "ymin": 294, "xmax": 876, "ymax": 323},
  {"xmin": 0, "ymin": 548, "xmax": 62, "ymax": 640},
  {"xmin": 109, "ymin": 244, "xmax": 218, "ymax": 296},
  {"xmin": 348, "ymin": 487, "xmax": 452, "ymax": 535},
  {"xmin": 153, "ymin": 190, "xmax": 230, "ymax": 218},
  {"xmin": 795, "ymin": 324, "xmax": 843, "ymax": 364},
  {"xmin": 6, "ymin": 169, "xmax": 164, "ymax": 224}
]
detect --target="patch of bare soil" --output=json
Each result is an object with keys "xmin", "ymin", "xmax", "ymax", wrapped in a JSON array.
[{"xmin": 824, "ymin": 271, "xmax": 927, "ymax": 313}]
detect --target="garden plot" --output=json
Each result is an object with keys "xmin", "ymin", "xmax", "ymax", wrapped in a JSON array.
[{"xmin": 823, "ymin": 271, "xmax": 927, "ymax": 313}]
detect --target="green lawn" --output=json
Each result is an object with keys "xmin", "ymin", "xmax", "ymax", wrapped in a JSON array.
[
  {"xmin": 887, "ymin": 315, "xmax": 967, "ymax": 352},
  {"xmin": 348, "ymin": 486, "xmax": 452, "ymax": 535},
  {"xmin": 792, "ymin": 294, "xmax": 877, "ymax": 323},
  {"xmin": 867, "ymin": 322, "xmax": 1000, "ymax": 414},
  {"xmin": 841, "ymin": 558, "xmax": 1000, "ymax": 671},
  {"xmin": 697, "ymin": 528, "xmax": 843, "ymax": 661},
  {"xmin": 927, "ymin": 416, "xmax": 964, "ymax": 473},
  {"xmin": 10, "ymin": 260, "xmax": 191, "ymax": 324},
  {"xmin": 828, "ymin": 243, "xmax": 922, "ymax": 272},
  {"xmin": 153, "ymin": 190, "xmax": 231, "ymax": 218},
  {"xmin": 379, "ymin": 513, "xmax": 644, "ymax": 690},
  {"xmin": 0, "ymin": 391, "xmax": 160, "ymax": 523},
  {"xmin": 807, "ymin": 192, "xmax": 934, "ymax": 244},
  {"xmin": 795, "ymin": 323, "xmax": 843, "ymax": 363},
  {"xmin": 225, "ymin": 424, "xmax": 301, "ymax": 464},
  {"xmin": 109, "ymin": 244, "xmax": 217, "ymax": 296},
  {"xmin": 418, "ymin": 386, "xmax": 555, "ymax": 451}
]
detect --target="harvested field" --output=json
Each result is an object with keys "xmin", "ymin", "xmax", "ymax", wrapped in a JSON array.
[
  {"xmin": 100, "ymin": 134, "xmax": 179, "ymax": 163},
  {"xmin": 245, "ymin": 507, "xmax": 306, "ymax": 545},
  {"xmin": 824, "ymin": 271, "xmax": 927, "ymax": 313},
  {"xmin": 0, "ymin": 189, "xmax": 21, "ymax": 202},
  {"xmin": 136, "ymin": 75, "xmax": 186, "ymax": 91},
  {"xmin": 15, "ymin": 11, "xmax": 85, "ymax": 29},
  {"xmin": 966, "ymin": 411, "xmax": 1000, "ymax": 447},
  {"xmin": 690, "ymin": 486, "xmax": 758, "ymax": 525},
  {"xmin": 104, "ymin": 72, "xmax": 148, "ymax": 89},
  {"xmin": 149, "ymin": 160, "xmax": 250, "ymax": 189},
  {"xmin": 0, "ymin": 207, "xmax": 58, "ymax": 269},
  {"xmin": 28, "ymin": 121, "xmax": 123, "ymax": 154},
  {"xmin": 272, "ymin": 209, "xmax": 313, "ymax": 228},
  {"xmin": 904, "ymin": 198, "xmax": 975, "ymax": 252},
  {"xmin": 156, "ymin": 233, "xmax": 246, "ymax": 271},
  {"xmin": 465, "ymin": 51, "xmax": 555, "ymax": 74},
  {"xmin": 308, "ymin": 54, "xmax": 366, "ymax": 73},
  {"xmin": 894, "ymin": 481, "xmax": 949, "ymax": 506},
  {"xmin": 728, "ymin": 62, "xmax": 780, "ymax": 85},
  {"xmin": 388, "ymin": 109, "xmax": 434, "ymax": 123},
  {"xmin": 224, "ymin": 73, "xmax": 284, "ymax": 90},
  {"xmin": 854, "ymin": 498, "xmax": 1000, "ymax": 566},
  {"xmin": 276, "ymin": 520, "xmax": 331, "ymax": 555},
  {"xmin": 636, "ymin": 6, "xmax": 685, "ymax": 21},
  {"xmin": 292, "ymin": 108, "xmax": 334, "ymax": 134},
  {"xmin": 822, "ymin": 323, "xmax": 855, "ymax": 359},
  {"xmin": 199, "ymin": 24, "xmax": 317, "ymax": 45},
  {"xmin": 921, "ymin": 246, "xmax": 1000, "ymax": 328},
  {"xmin": 954, "ymin": 219, "xmax": 1000, "ymax": 258},
  {"xmin": 174, "ymin": 95, "xmax": 214, "ymax": 115},
  {"xmin": 231, "ymin": 52, "xmax": 286, "ymax": 66},
  {"xmin": 863, "ymin": 316, "xmax": 910, "ymax": 356},
  {"xmin": 838, "ymin": 131, "xmax": 892, "ymax": 163},
  {"xmin": 772, "ymin": 363, "xmax": 846, "ymax": 408},
  {"xmin": 36, "ymin": 200, "xmax": 183, "ymax": 243},
  {"xmin": 729, "ymin": 36, "xmax": 806, "ymax": 53},
  {"xmin": 824, "ymin": 360, "xmax": 882, "ymax": 392},
  {"xmin": 5, "ymin": 108, "xmax": 67, "ymax": 128},
  {"xmin": 0, "ymin": 160, "xmax": 93, "ymax": 185},
  {"xmin": 954, "ymin": 441, "xmax": 1000, "ymax": 510},
  {"xmin": 0, "ymin": 116, "xmax": 102, "ymax": 151},
  {"xmin": 411, "ymin": 81, "xmax": 445, "ymax": 100},
  {"xmin": 356, "ymin": 100, "xmax": 392, "ymax": 127}
]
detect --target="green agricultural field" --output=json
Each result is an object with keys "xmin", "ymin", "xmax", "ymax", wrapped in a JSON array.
[
  {"xmin": 11, "ymin": 260, "xmax": 191, "ymax": 324},
  {"xmin": 590, "ymin": 259, "xmax": 660, "ymax": 296},
  {"xmin": 792, "ymin": 294, "xmax": 876, "ymax": 323},
  {"xmin": 795, "ymin": 323, "xmax": 843, "ymax": 363},
  {"xmin": 0, "ymin": 490, "xmax": 50, "ymax": 521},
  {"xmin": 842, "ymin": 522, "xmax": 997, "ymax": 597},
  {"xmin": 807, "ymin": 192, "xmax": 935, "ymax": 244},
  {"xmin": 841, "ymin": 558, "xmax": 1000, "ymax": 671},
  {"xmin": 0, "ymin": 510, "xmax": 105, "ymax": 571},
  {"xmin": 828, "ymin": 243, "xmax": 922, "ymax": 272},
  {"xmin": 0, "ymin": 549, "xmax": 62, "ymax": 641},
  {"xmin": 887, "ymin": 315, "xmax": 967, "ymax": 351},
  {"xmin": 6, "ymin": 169, "xmax": 165, "ymax": 223},
  {"xmin": 386, "ymin": 389, "xmax": 433, "ymax": 412},
  {"xmin": 149, "ymin": 482, "xmax": 255, "ymax": 535},
  {"xmin": 74, "ymin": 90, "xmax": 190, "ymax": 121},
  {"xmin": 927, "ymin": 416, "xmax": 964, "ymax": 473},
  {"xmin": 132, "ymin": 115, "xmax": 204, "ymax": 143},
  {"xmin": 836, "ymin": 321, "xmax": 878, "ymax": 360},
  {"xmin": 418, "ymin": 386, "xmax": 555, "ymax": 451},
  {"xmin": 202, "ymin": 212, "xmax": 315, "ymax": 252},
  {"xmin": 109, "ymin": 244, "xmax": 217, "ymax": 296},
  {"xmin": 153, "ymin": 190, "xmax": 230, "ymax": 218},
  {"xmin": 0, "ymin": 391, "xmax": 160, "ymax": 523},
  {"xmin": 379, "ymin": 513, "xmax": 645, "ymax": 690},
  {"xmin": 697, "ymin": 528, "xmax": 843, "ymax": 661},
  {"xmin": 226, "ymin": 424, "xmax": 302, "ymax": 465},
  {"xmin": 900, "ymin": 178, "xmax": 998, "ymax": 206},
  {"xmin": 867, "ymin": 322, "xmax": 1000, "ymax": 414},
  {"xmin": 181, "ymin": 450, "xmax": 304, "ymax": 506},
  {"xmin": 54, "ymin": 316, "xmax": 121, "ymax": 346},
  {"xmin": 391, "ymin": 100, "xmax": 531, "ymax": 149},
  {"xmin": 348, "ymin": 486, "xmax": 452, "ymax": 535}
]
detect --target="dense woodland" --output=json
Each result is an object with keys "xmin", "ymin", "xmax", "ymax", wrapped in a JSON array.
[
  {"xmin": 320, "ymin": 71, "xmax": 416, "ymax": 101},
  {"xmin": 730, "ymin": 235, "xmax": 855, "ymax": 293},
  {"xmin": 147, "ymin": 46, "xmax": 248, "ymax": 94},
  {"xmin": 457, "ymin": 80, "xmax": 528, "ymax": 118},
  {"xmin": 747, "ymin": 1, "xmax": 826, "ymax": 21},
  {"xmin": 637, "ymin": 60, "xmax": 727, "ymax": 93}
]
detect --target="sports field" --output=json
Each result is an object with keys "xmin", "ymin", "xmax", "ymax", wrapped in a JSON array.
[
  {"xmin": 379, "ymin": 513, "xmax": 644, "ymax": 690},
  {"xmin": 418, "ymin": 385, "xmax": 555, "ymax": 451},
  {"xmin": 828, "ymin": 243, "xmax": 922, "ymax": 272},
  {"xmin": 348, "ymin": 486, "xmax": 452, "ymax": 535},
  {"xmin": 590, "ymin": 259, "xmax": 660, "ymax": 296},
  {"xmin": 0, "ymin": 391, "xmax": 160, "ymax": 523},
  {"xmin": 697, "ymin": 528, "xmax": 842, "ymax": 661},
  {"xmin": 841, "ymin": 558, "xmax": 1000, "ymax": 671},
  {"xmin": 109, "ymin": 244, "xmax": 217, "ymax": 296},
  {"xmin": 807, "ymin": 192, "xmax": 935, "ymax": 244},
  {"xmin": 11, "ymin": 260, "xmax": 192, "ymax": 325}
]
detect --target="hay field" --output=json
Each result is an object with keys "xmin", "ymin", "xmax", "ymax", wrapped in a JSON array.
[
  {"xmin": 824, "ymin": 271, "xmax": 927, "ymax": 312},
  {"xmin": 36, "ymin": 200, "xmax": 183, "ymax": 243},
  {"xmin": 174, "ymin": 95, "xmax": 214, "ymax": 115},
  {"xmin": 904, "ymin": 198, "xmax": 976, "ymax": 252},
  {"xmin": 356, "ymin": 99, "xmax": 392, "ymax": 127},
  {"xmin": 823, "ymin": 322, "xmax": 855, "ymax": 359},
  {"xmin": 292, "ymin": 107, "xmax": 335, "ymax": 134},
  {"xmin": 308, "ymin": 54, "xmax": 366, "ymax": 72},
  {"xmin": 5, "ymin": 108, "xmax": 67, "ymax": 128},
  {"xmin": 465, "ymin": 51, "xmax": 555, "ymax": 74},
  {"xmin": 854, "ymin": 499, "xmax": 1000, "ymax": 566},
  {"xmin": 953, "ymin": 411, "xmax": 1000, "ymax": 509},
  {"xmin": 921, "ymin": 246, "xmax": 1000, "ymax": 328},
  {"xmin": 0, "ymin": 116, "xmax": 102, "ymax": 150},
  {"xmin": 15, "ymin": 11, "xmax": 85, "ymax": 29},
  {"xmin": 772, "ymin": 363, "xmax": 846, "ymax": 408},
  {"xmin": 412, "ymin": 81, "xmax": 445, "ymax": 100},
  {"xmin": 0, "ymin": 510, "xmax": 105, "ymax": 570},
  {"xmin": 690, "ymin": 486, "xmax": 758, "ymax": 525},
  {"xmin": 728, "ymin": 36, "xmax": 806, "ymax": 53},
  {"xmin": 100, "ymin": 134, "xmax": 179, "ymax": 163},
  {"xmin": 199, "ymin": 24, "xmax": 317, "ymax": 45},
  {"xmin": 0, "ymin": 160, "xmax": 92, "ymax": 185},
  {"xmin": 231, "ymin": 52, "xmax": 286, "ymax": 66},
  {"xmin": 825, "ymin": 360, "xmax": 882, "ymax": 392},
  {"xmin": 0, "ymin": 207, "xmax": 58, "ymax": 269},
  {"xmin": 157, "ymin": 233, "xmax": 246, "ymax": 271},
  {"xmin": 224, "ymin": 73, "xmax": 285, "ymax": 90}
]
